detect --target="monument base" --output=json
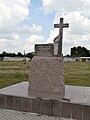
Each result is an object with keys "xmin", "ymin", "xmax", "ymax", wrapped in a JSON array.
[
  {"xmin": 0, "ymin": 82, "xmax": 90, "ymax": 119},
  {"xmin": 28, "ymin": 56, "xmax": 65, "ymax": 100}
]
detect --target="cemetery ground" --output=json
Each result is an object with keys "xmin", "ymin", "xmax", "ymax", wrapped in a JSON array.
[{"xmin": 0, "ymin": 61, "xmax": 90, "ymax": 88}]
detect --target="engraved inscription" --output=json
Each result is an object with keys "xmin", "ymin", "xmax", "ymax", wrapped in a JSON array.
[{"xmin": 35, "ymin": 44, "xmax": 54, "ymax": 57}]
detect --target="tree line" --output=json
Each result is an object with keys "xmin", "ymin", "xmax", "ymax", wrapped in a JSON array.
[
  {"xmin": 0, "ymin": 46, "xmax": 90, "ymax": 59},
  {"xmin": 0, "ymin": 51, "xmax": 35, "ymax": 59}
]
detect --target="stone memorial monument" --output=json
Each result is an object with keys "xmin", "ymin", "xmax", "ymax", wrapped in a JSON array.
[{"xmin": 28, "ymin": 18, "xmax": 69, "ymax": 100}]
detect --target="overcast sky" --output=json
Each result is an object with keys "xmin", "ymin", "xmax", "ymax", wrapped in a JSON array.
[{"xmin": 0, "ymin": 0, "xmax": 90, "ymax": 55}]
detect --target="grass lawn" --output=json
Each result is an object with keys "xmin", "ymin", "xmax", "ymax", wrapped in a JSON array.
[
  {"xmin": 0, "ymin": 61, "xmax": 30, "ymax": 88},
  {"xmin": 0, "ymin": 61, "xmax": 90, "ymax": 88},
  {"xmin": 64, "ymin": 61, "xmax": 90, "ymax": 86}
]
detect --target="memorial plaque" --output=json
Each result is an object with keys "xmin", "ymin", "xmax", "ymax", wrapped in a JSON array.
[{"xmin": 35, "ymin": 44, "xmax": 54, "ymax": 57}]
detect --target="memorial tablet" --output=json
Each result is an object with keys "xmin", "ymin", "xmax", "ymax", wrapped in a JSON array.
[{"xmin": 35, "ymin": 44, "xmax": 54, "ymax": 57}]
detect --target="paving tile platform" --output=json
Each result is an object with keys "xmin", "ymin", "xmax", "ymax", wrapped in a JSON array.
[
  {"xmin": 0, "ymin": 82, "xmax": 90, "ymax": 105},
  {"xmin": 0, "ymin": 82, "xmax": 90, "ymax": 120},
  {"xmin": 0, "ymin": 109, "xmax": 75, "ymax": 120}
]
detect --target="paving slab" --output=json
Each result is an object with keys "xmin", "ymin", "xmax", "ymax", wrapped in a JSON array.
[
  {"xmin": 65, "ymin": 85, "xmax": 90, "ymax": 105},
  {"xmin": 0, "ymin": 82, "xmax": 28, "ymax": 97},
  {"xmin": 0, "ymin": 109, "xmax": 76, "ymax": 120}
]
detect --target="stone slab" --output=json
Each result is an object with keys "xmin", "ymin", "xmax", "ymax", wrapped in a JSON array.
[
  {"xmin": 0, "ymin": 95, "xmax": 4, "ymax": 108},
  {"xmin": 0, "ymin": 82, "xmax": 28, "ymax": 97},
  {"xmin": 61, "ymin": 102, "xmax": 72, "ymax": 118},
  {"xmin": 28, "ymin": 56, "xmax": 65, "ymax": 100},
  {"xmin": 4, "ymin": 95, "xmax": 13, "ymax": 109},
  {"xmin": 83, "ymin": 105, "xmax": 90, "ymax": 120},
  {"xmin": 50, "ymin": 99, "xmax": 61, "ymax": 117},
  {"xmin": 72, "ymin": 104, "xmax": 83, "ymax": 120},
  {"xmin": 13, "ymin": 96, "xmax": 21, "ymax": 111},
  {"xmin": 40, "ymin": 98, "xmax": 51, "ymax": 115},
  {"xmin": 21, "ymin": 97, "xmax": 32, "ymax": 112},
  {"xmin": 31, "ymin": 97, "xmax": 41, "ymax": 114}
]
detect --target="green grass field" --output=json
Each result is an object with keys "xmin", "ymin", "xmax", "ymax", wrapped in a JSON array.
[
  {"xmin": 0, "ymin": 61, "xmax": 30, "ymax": 88},
  {"xmin": 0, "ymin": 61, "xmax": 90, "ymax": 88},
  {"xmin": 64, "ymin": 61, "xmax": 90, "ymax": 86}
]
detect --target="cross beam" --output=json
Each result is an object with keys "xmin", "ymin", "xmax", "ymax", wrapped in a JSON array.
[{"xmin": 54, "ymin": 18, "xmax": 69, "ymax": 57}]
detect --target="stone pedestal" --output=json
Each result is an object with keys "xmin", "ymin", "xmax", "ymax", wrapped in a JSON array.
[{"xmin": 28, "ymin": 56, "xmax": 65, "ymax": 100}]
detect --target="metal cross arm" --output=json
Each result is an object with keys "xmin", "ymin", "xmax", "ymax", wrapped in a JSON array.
[
  {"xmin": 54, "ymin": 18, "xmax": 69, "ymax": 29},
  {"xmin": 54, "ymin": 23, "xmax": 69, "ymax": 28}
]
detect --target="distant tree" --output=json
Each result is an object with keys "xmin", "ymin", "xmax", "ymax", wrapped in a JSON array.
[
  {"xmin": 26, "ymin": 52, "xmax": 35, "ymax": 59},
  {"xmin": 0, "ymin": 51, "xmax": 36, "ymax": 58},
  {"xmin": 81, "ymin": 47, "xmax": 89, "ymax": 57},
  {"xmin": 77, "ymin": 46, "xmax": 82, "ymax": 57},
  {"xmin": 0, "ymin": 54, "xmax": 3, "ymax": 57},
  {"xmin": 2, "ymin": 51, "xmax": 9, "ymax": 57},
  {"xmin": 65, "ymin": 54, "xmax": 71, "ymax": 57},
  {"xmin": 9, "ymin": 53, "xmax": 16, "ymax": 57},
  {"xmin": 71, "ymin": 47, "xmax": 77, "ymax": 57},
  {"xmin": 71, "ymin": 46, "xmax": 90, "ymax": 57},
  {"xmin": 0, "ymin": 54, "xmax": 3, "ymax": 61},
  {"xmin": 16, "ymin": 52, "xmax": 23, "ymax": 57}
]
